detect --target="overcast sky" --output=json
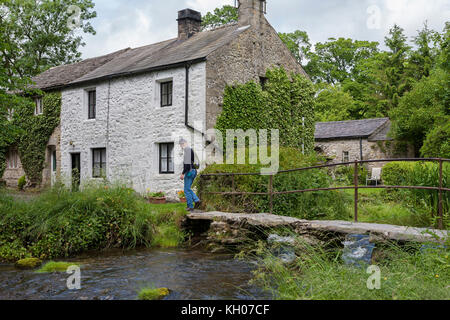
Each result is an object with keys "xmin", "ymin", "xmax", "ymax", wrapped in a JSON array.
[{"xmin": 80, "ymin": 0, "xmax": 450, "ymax": 59}]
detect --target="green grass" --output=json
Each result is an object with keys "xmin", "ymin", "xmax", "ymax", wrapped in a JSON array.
[
  {"xmin": 37, "ymin": 261, "xmax": 79, "ymax": 273},
  {"xmin": 0, "ymin": 184, "xmax": 187, "ymax": 262},
  {"xmin": 138, "ymin": 287, "xmax": 170, "ymax": 300},
  {"xmin": 244, "ymin": 233, "xmax": 450, "ymax": 300}
]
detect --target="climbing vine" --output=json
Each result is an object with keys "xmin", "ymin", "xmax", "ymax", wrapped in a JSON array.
[
  {"xmin": 11, "ymin": 91, "xmax": 61, "ymax": 185},
  {"xmin": 216, "ymin": 67, "xmax": 316, "ymax": 152}
]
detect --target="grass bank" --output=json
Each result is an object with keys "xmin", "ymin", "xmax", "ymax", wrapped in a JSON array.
[
  {"xmin": 242, "ymin": 233, "xmax": 450, "ymax": 300},
  {"xmin": 0, "ymin": 185, "xmax": 186, "ymax": 262}
]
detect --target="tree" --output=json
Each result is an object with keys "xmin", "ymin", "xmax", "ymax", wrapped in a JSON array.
[
  {"xmin": 314, "ymin": 85, "xmax": 357, "ymax": 122},
  {"xmin": 305, "ymin": 38, "xmax": 379, "ymax": 84},
  {"xmin": 409, "ymin": 22, "xmax": 440, "ymax": 80},
  {"xmin": 420, "ymin": 121, "xmax": 450, "ymax": 158},
  {"xmin": 278, "ymin": 30, "xmax": 311, "ymax": 66},
  {"xmin": 201, "ymin": 5, "xmax": 237, "ymax": 30},
  {"xmin": 389, "ymin": 68, "xmax": 448, "ymax": 155},
  {"xmin": 0, "ymin": 0, "xmax": 97, "ymax": 81}
]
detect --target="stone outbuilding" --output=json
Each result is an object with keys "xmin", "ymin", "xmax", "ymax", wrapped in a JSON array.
[{"xmin": 314, "ymin": 118, "xmax": 414, "ymax": 169}]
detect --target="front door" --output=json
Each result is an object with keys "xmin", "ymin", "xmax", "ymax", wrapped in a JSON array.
[
  {"xmin": 50, "ymin": 149, "xmax": 57, "ymax": 186},
  {"xmin": 71, "ymin": 153, "xmax": 81, "ymax": 192}
]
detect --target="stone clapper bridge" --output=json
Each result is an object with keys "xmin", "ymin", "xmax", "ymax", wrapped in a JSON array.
[{"xmin": 184, "ymin": 211, "xmax": 449, "ymax": 246}]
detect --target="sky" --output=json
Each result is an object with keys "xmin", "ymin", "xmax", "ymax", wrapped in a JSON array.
[{"xmin": 79, "ymin": 0, "xmax": 450, "ymax": 59}]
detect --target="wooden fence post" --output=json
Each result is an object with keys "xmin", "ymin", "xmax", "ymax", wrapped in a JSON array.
[
  {"xmin": 438, "ymin": 159, "xmax": 443, "ymax": 230},
  {"xmin": 354, "ymin": 160, "xmax": 359, "ymax": 223},
  {"xmin": 231, "ymin": 174, "xmax": 236, "ymax": 211},
  {"xmin": 269, "ymin": 175, "xmax": 273, "ymax": 215}
]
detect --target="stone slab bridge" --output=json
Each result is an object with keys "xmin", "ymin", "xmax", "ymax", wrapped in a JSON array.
[{"xmin": 184, "ymin": 211, "xmax": 449, "ymax": 244}]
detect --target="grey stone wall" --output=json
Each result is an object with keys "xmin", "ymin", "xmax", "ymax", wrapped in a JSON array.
[{"xmin": 205, "ymin": 16, "xmax": 307, "ymax": 130}]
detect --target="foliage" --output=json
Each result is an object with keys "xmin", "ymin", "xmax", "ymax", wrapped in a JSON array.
[
  {"xmin": 333, "ymin": 164, "xmax": 368, "ymax": 186},
  {"xmin": 201, "ymin": 5, "xmax": 237, "ymax": 30},
  {"xmin": 382, "ymin": 161, "xmax": 450, "ymax": 223},
  {"xmin": 216, "ymin": 67, "xmax": 316, "ymax": 152},
  {"xmin": 245, "ymin": 234, "xmax": 450, "ymax": 300},
  {"xmin": 138, "ymin": 287, "xmax": 170, "ymax": 300},
  {"xmin": 37, "ymin": 261, "xmax": 78, "ymax": 273},
  {"xmin": 147, "ymin": 191, "xmax": 165, "ymax": 198},
  {"xmin": 197, "ymin": 147, "xmax": 351, "ymax": 220},
  {"xmin": 389, "ymin": 69, "xmax": 448, "ymax": 154},
  {"xmin": 278, "ymin": 30, "xmax": 311, "ymax": 66},
  {"xmin": 0, "ymin": 184, "xmax": 187, "ymax": 262},
  {"xmin": 0, "ymin": 0, "xmax": 97, "ymax": 80},
  {"xmin": 420, "ymin": 121, "xmax": 450, "ymax": 159},
  {"xmin": 315, "ymin": 84, "xmax": 358, "ymax": 121},
  {"xmin": 15, "ymin": 257, "xmax": 42, "ymax": 269},
  {"xmin": 17, "ymin": 175, "xmax": 26, "ymax": 190}
]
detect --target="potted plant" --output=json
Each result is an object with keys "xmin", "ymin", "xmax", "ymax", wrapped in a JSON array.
[
  {"xmin": 147, "ymin": 191, "xmax": 166, "ymax": 204},
  {"xmin": 178, "ymin": 190, "xmax": 186, "ymax": 203}
]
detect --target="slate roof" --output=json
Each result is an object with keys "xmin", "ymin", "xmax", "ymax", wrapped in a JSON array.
[
  {"xmin": 315, "ymin": 118, "xmax": 392, "ymax": 141},
  {"xmin": 30, "ymin": 24, "xmax": 250, "ymax": 90}
]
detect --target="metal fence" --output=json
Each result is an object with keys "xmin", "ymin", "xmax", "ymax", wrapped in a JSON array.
[{"xmin": 199, "ymin": 158, "xmax": 450, "ymax": 229}]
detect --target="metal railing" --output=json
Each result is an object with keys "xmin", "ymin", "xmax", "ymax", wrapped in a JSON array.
[{"xmin": 199, "ymin": 158, "xmax": 450, "ymax": 229}]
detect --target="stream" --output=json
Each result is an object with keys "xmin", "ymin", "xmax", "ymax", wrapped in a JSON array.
[{"xmin": 0, "ymin": 248, "xmax": 270, "ymax": 300}]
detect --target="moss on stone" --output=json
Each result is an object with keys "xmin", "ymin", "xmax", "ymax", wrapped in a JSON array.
[
  {"xmin": 138, "ymin": 287, "xmax": 170, "ymax": 300},
  {"xmin": 15, "ymin": 257, "xmax": 42, "ymax": 269},
  {"xmin": 37, "ymin": 261, "xmax": 79, "ymax": 273}
]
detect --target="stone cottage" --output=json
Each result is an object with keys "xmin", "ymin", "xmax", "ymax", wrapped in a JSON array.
[
  {"xmin": 7, "ymin": 1, "xmax": 306, "ymax": 197},
  {"xmin": 314, "ymin": 118, "xmax": 414, "ymax": 169}
]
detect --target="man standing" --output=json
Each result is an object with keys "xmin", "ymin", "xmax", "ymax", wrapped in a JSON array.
[{"xmin": 179, "ymin": 138, "xmax": 200, "ymax": 212}]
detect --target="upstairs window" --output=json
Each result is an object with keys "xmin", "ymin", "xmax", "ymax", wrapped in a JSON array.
[
  {"xmin": 160, "ymin": 81, "xmax": 173, "ymax": 107},
  {"xmin": 92, "ymin": 148, "xmax": 106, "ymax": 178},
  {"xmin": 34, "ymin": 98, "xmax": 43, "ymax": 115},
  {"xmin": 88, "ymin": 90, "xmax": 96, "ymax": 119},
  {"xmin": 7, "ymin": 149, "xmax": 19, "ymax": 169},
  {"xmin": 159, "ymin": 143, "xmax": 174, "ymax": 174}
]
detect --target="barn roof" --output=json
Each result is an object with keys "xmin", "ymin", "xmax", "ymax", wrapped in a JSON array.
[
  {"xmin": 30, "ymin": 24, "xmax": 250, "ymax": 90},
  {"xmin": 315, "ymin": 118, "xmax": 392, "ymax": 141}
]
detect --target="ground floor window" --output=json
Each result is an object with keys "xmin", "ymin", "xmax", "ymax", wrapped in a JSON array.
[
  {"xmin": 343, "ymin": 151, "xmax": 349, "ymax": 162},
  {"xmin": 159, "ymin": 143, "xmax": 174, "ymax": 174},
  {"xmin": 92, "ymin": 148, "xmax": 106, "ymax": 178},
  {"xmin": 7, "ymin": 149, "xmax": 19, "ymax": 169}
]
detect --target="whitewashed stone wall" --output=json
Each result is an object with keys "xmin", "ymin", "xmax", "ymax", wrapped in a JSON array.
[{"xmin": 60, "ymin": 62, "xmax": 207, "ymax": 199}]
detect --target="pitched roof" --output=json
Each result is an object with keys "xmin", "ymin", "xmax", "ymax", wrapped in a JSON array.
[
  {"xmin": 30, "ymin": 24, "xmax": 250, "ymax": 90},
  {"xmin": 315, "ymin": 118, "xmax": 391, "ymax": 141}
]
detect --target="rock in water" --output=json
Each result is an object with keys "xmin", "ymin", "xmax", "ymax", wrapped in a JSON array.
[
  {"xmin": 342, "ymin": 234, "xmax": 375, "ymax": 267},
  {"xmin": 15, "ymin": 258, "xmax": 42, "ymax": 269}
]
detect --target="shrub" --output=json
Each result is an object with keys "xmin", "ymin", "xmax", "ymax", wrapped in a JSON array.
[
  {"xmin": 17, "ymin": 175, "xmax": 26, "ymax": 191},
  {"xmin": 334, "ymin": 165, "xmax": 369, "ymax": 185},
  {"xmin": 421, "ymin": 121, "xmax": 450, "ymax": 159},
  {"xmin": 197, "ymin": 147, "xmax": 351, "ymax": 220},
  {"xmin": 382, "ymin": 161, "xmax": 450, "ymax": 225},
  {"xmin": 0, "ymin": 184, "xmax": 187, "ymax": 262}
]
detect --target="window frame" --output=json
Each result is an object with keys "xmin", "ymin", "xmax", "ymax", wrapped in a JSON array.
[
  {"xmin": 92, "ymin": 148, "xmax": 107, "ymax": 178},
  {"xmin": 52, "ymin": 150, "xmax": 57, "ymax": 172},
  {"xmin": 160, "ymin": 81, "xmax": 173, "ymax": 107},
  {"xmin": 159, "ymin": 143, "xmax": 174, "ymax": 174},
  {"xmin": 87, "ymin": 89, "xmax": 96, "ymax": 119},
  {"xmin": 7, "ymin": 149, "xmax": 18, "ymax": 169},
  {"xmin": 342, "ymin": 151, "xmax": 350, "ymax": 163},
  {"xmin": 34, "ymin": 97, "xmax": 43, "ymax": 115}
]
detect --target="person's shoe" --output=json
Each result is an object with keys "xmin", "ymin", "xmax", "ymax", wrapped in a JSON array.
[
  {"xmin": 194, "ymin": 201, "xmax": 201, "ymax": 209},
  {"xmin": 186, "ymin": 207, "xmax": 194, "ymax": 212}
]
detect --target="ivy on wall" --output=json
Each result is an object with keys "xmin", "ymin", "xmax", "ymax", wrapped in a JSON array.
[
  {"xmin": 10, "ymin": 92, "xmax": 61, "ymax": 185},
  {"xmin": 216, "ymin": 67, "xmax": 316, "ymax": 152}
]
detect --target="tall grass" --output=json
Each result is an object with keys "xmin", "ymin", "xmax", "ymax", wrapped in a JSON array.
[
  {"xmin": 242, "ymin": 232, "xmax": 450, "ymax": 300},
  {"xmin": 0, "ymin": 184, "xmax": 186, "ymax": 262}
]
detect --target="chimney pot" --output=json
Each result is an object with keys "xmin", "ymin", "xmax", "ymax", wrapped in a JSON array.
[{"xmin": 177, "ymin": 9, "xmax": 202, "ymax": 40}]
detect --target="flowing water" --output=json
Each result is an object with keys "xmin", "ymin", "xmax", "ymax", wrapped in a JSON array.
[{"xmin": 0, "ymin": 248, "xmax": 269, "ymax": 300}]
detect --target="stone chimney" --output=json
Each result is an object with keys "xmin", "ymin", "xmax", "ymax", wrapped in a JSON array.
[
  {"xmin": 177, "ymin": 9, "xmax": 202, "ymax": 40},
  {"xmin": 238, "ymin": 0, "xmax": 266, "ymax": 27}
]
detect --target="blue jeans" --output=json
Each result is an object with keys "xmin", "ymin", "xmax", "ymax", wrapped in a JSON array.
[{"xmin": 184, "ymin": 169, "xmax": 200, "ymax": 209}]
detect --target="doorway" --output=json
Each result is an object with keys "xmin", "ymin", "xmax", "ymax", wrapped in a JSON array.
[{"xmin": 71, "ymin": 153, "xmax": 81, "ymax": 191}]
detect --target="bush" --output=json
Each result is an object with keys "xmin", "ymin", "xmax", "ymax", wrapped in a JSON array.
[
  {"xmin": 333, "ymin": 165, "xmax": 369, "ymax": 185},
  {"xmin": 17, "ymin": 175, "xmax": 26, "ymax": 191},
  {"xmin": 197, "ymin": 147, "xmax": 351, "ymax": 220},
  {"xmin": 0, "ymin": 184, "xmax": 187, "ymax": 262},
  {"xmin": 382, "ymin": 161, "xmax": 450, "ymax": 225},
  {"xmin": 421, "ymin": 121, "xmax": 450, "ymax": 159}
]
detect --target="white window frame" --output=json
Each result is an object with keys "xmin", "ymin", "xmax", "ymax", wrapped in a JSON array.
[
  {"xmin": 34, "ymin": 97, "xmax": 43, "ymax": 115},
  {"xmin": 343, "ymin": 151, "xmax": 350, "ymax": 162}
]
